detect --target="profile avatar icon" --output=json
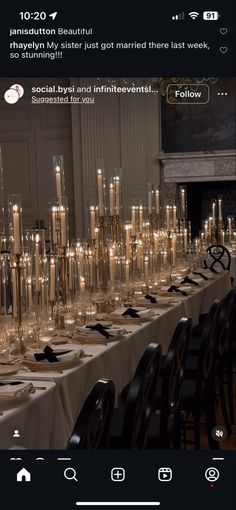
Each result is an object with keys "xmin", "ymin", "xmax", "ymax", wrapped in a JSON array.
[
  {"xmin": 4, "ymin": 84, "xmax": 24, "ymax": 104},
  {"xmin": 13, "ymin": 429, "xmax": 20, "ymax": 438}
]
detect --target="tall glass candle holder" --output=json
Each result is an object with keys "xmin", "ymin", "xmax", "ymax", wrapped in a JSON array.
[
  {"xmin": 113, "ymin": 168, "xmax": 122, "ymax": 219},
  {"xmin": 96, "ymin": 159, "xmax": 105, "ymax": 219},
  {"xmin": 8, "ymin": 194, "xmax": 23, "ymax": 256},
  {"xmin": 53, "ymin": 154, "xmax": 65, "ymax": 201},
  {"xmin": 179, "ymin": 185, "xmax": 187, "ymax": 219},
  {"xmin": 147, "ymin": 182, "xmax": 153, "ymax": 217},
  {"xmin": 50, "ymin": 198, "xmax": 68, "ymax": 250}
]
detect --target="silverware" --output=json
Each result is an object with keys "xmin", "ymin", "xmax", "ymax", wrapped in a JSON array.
[
  {"xmin": 22, "ymin": 365, "xmax": 63, "ymax": 374},
  {"xmin": 33, "ymin": 386, "xmax": 47, "ymax": 390}
]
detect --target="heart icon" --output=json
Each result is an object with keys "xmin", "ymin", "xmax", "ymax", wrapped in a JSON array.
[
  {"xmin": 220, "ymin": 28, "xmax": 228, "ymax": 35},
  {"xmin": 220, "ymin": 47, "xmax": 228, "ymax": 54}
]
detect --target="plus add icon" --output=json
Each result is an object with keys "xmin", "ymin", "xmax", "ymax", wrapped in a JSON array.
[{"xmin": 111, "ymin": 467, "xmax": 126, "ymax": 482}]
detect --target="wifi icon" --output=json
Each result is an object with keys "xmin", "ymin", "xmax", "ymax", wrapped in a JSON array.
[{"xmin": 189, "ymin": 11, "xmax": 199, "ymax": 19}]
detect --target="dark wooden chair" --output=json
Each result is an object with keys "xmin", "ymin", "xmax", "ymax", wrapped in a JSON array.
[
  {"xmin": 220, "ymin": 288, "xmax": 236, "ymax": 426},
  {"xmin": 180, "ymin": 301, "xmax": 221, "ymax": 449},
  {"xmin": 146, "ymin": 318, "xmax": 192, "ymax": 448},
  {"xmin": 204, "ymin": 244, "xmax": 231, "ymax": 272},
  {"xmin": 109, "ymin": 342, "xmax": 162, "ymax": 449},
  {"xmin": 67, "ymin": 379, "xmax": 115, "ymax": 449}
]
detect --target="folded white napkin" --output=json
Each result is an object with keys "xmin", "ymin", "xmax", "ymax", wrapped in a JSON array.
[
  {"xmin": 110, "ymin": 307, "xmax": 153, "ymax": 319},
  {"xmin": 23, "ymin": 346, "xmax": 79, "ymax": 364},
  {"xmin": 136, "ymin": 295, "xmax": 172, "ymax": 306},
  {"xmin": 0, "ymin": 381, "xmax": 34, "ymax": 400},
  {"xmin": 77, "ymin": 324, "xmax": 125, "ymax": 339}
]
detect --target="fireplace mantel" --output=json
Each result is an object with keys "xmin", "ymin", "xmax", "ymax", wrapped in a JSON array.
[{"xmin": 159, "ymin": 150, "xmax": 236, "ymax": 183}]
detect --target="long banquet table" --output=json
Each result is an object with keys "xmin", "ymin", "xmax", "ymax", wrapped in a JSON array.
[{"xmin": 0, "ymin": 270, "xmax": 231, "ymax": 449}]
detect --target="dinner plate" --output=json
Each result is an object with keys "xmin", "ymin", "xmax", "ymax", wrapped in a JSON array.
[
  {"xmin": 23, "ymin": 346, "xmax": 84, "ymax": 369},
  {"xmin": 0, "ymin": 363, "xmax": 22, "ymax": 377}
]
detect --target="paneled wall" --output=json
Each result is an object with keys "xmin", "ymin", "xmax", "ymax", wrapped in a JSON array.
[
  {"xmin": 0, "ymin": 77, "xmax": 161, "ymax": 239},
  {"xmin": 71, "ymin": 78, "xmax": 161, "ymax": 236},
  {"xmin": 0, "ymin": 78, "xmax": 75, "ymax": 238}
]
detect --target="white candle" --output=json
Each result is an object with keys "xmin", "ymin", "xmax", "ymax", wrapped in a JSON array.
[
  {"xmin": 125, "ymin": 225, "xmax": 131, "ymax": 258},
  {"xmin": 35, "ymin": 234, "xmax": 41, "ymax": 292},
  {"xmin": 55, "ymin": 167, "xmax": 62, "ymax": 199},
  {"xmin": 212, "ymin": 202, "xmax": 216, "ymax": 226},
  {"xmin": 184, "ymin": 228, "xmax": 188, "ymax": 252},
  {"xmin": 79, "ymin": 248, "xmax": 84, "ymax": 278},
  {"xmin": 181, "ymin": 188, "xmax": 186, "ymax": 215},
  {"xmin": 12, "ymin": 205, "xmax": 21, "ymax": 254},
  {"xmin": 41, "ymin": 278, "xmax": 45, "ymax": 307},
  {"xmin": 80, "ymin": 276, "xmax": 85, "ymax": 293},
  {"xmin": 27, "ymin": 277, "xmax": 32, "ymax": 310},
  {"xmin": 173, "ymin": 206, "xmax": 177, "ymax": 230},
  {"xmin": 51, "ymin": 206, "xmax": 58, "ymax": 245},
  {"xmin": 131, "ymin": 206, "xmax": 136, "ymax": 235},
  {"xmin": 97, "ymin": 169, "xmax": 104, "ymax": 217},
  {"xmin": 171, "ymin": 236, "xmax": 177, "ymax": 265},
  {"xmin": 125, "ymin": 259, "xmax": 130, "ymax": 284},
  {"xmin": 139, "ymin": 206, "xmax": 143, "ymax": 234},
  {"xmin": 218, "ymin": 199, "xmax": 222, "ymax": 221},
  {"xmin": 204, "ymin": 221, "xmax": 208, "ymax": 239},
  {"xmin": 68, "ymin": 255, "xmax": 74, "ymax": 290},
  {"xmin": 166, "ymin": 205, "xmax": 170, "ymax": 231},
  {"xmin": 155, "ymin": 190, "xmax": 160, "ymax": 215},
  {"xmin": 59, "ymin": 207, "xmax": 67, "ymax": 247},
  {"xmin": 109, "ymin": 183, "xmax": 115, "ymax": 216},
  {"xmin": 94, "ymin": 229, "xmax": 99, "ymax": 265},
  {"xmin": 144, "ymin": 256, "xmax": 149, "ymax": 286},
  {"xmin": 90, "ymin": 206, "xmax": 96, "ymax": 239},
  {"xmin": 109, "ymin": 250, "xmax": 115, "ymax": 285},
  {"xmin": 49, "ymin": 258, "xmax": 56, "ymax": 302},
  {"xmin": 163, "ymin": 251, "xmax": 167, "ymax": 266},
  {"xmin": 114, "ymin": 176, "xmax": 120, "ymax": 216},
  {"xmin": 88, "ymin": 252, "xmax": 94, "ymax": 287}
]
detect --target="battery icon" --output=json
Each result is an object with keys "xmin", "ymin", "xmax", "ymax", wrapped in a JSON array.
[{"xmin": 203, "ymin": 11, "xmax": 220, "ymax": 20}]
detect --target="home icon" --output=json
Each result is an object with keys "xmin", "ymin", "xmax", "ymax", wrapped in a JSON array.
[{"xmin": 16, "ymin": 468, "xmax": 31, "ymax": 482}]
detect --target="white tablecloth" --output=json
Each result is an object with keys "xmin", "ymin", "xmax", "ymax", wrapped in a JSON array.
[
  {"xmin": 0, "ymin": 381, "xmax": 69, "ymax": 449},
  {"xmin": 2, "ymin": 270, "xmax": 230, "ymax": 449}
]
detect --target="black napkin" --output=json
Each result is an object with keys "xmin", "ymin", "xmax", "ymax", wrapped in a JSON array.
[
  {"xmin": 122, "ymin": 308, "xmax": 140, "ymax": 318},
  {"xmin": 180, "ymin": 276, "xmax": 199, "ymax": 286},
  {"xmin": 86, "ymin": 323, "xmax": 110, "ymax": 339},
  {"xmin": 192, "ymin": 271, "xmax": 208, "ymax": 281},
  {"xmin": 145, "ymin": 294, "xmax": 157, "ymax": 304},
  {"xmin": 0, "ymin": 381, "xmax": 23, "ymax": 386},
  {"xmin": 34, "ymin": 345, "xmax": 71, "ymax": 363},
  {"xmin": 168, "ymin": 285, "xmax": 187, "ymax": 297}
]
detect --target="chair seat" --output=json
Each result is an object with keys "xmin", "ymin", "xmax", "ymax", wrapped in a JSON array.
[
  {"xmin": 181, "ymin": 379, "xmax": 206, "ymax": 411},
  {"xmin": 109, "ymin": 408, "xmax": 125, "ymax": 449},
  {"xmin": 145, "ymin": 413, "xmax": 177, "ymax": 448}
]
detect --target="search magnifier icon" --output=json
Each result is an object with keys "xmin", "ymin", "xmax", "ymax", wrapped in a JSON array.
[{"xmin": 64, "ymin": 467, "xmax": 78, "ymax": 482}]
